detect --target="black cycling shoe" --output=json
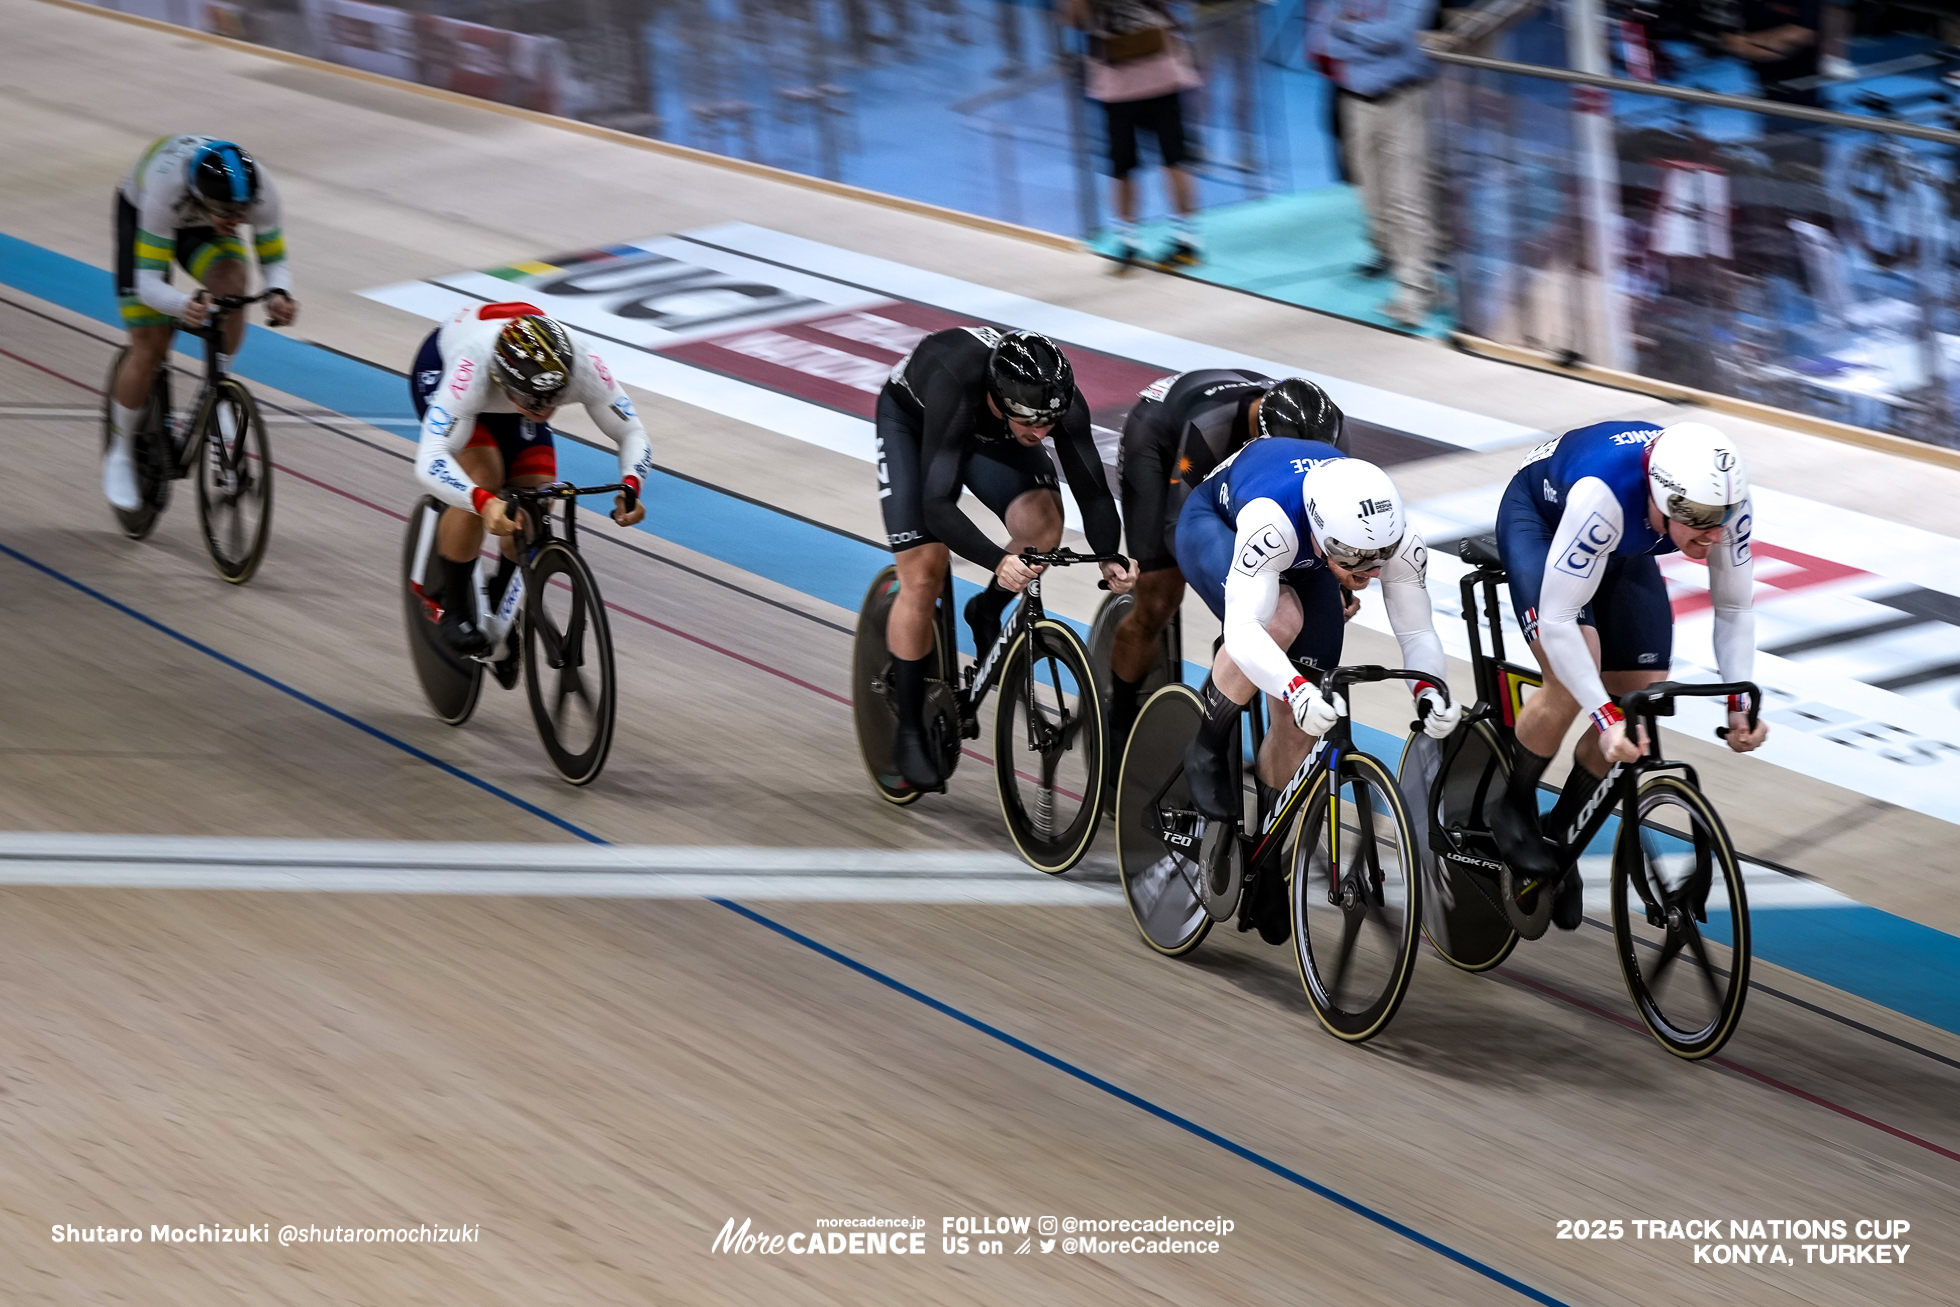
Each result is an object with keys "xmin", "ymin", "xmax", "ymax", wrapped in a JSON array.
[
  {"xmin": 1490, "ymin": 789, "xmax": 1559, "ymax": 881},
  {"xmin": 1182, "ymin": 735, "xmax": 1238, "ymax": 825},
  {"xmin": 895, "ymin": 724, "xmax": 945, "ymax": 794},
  {"xmin": 1551, "ymin": 865, "xmax": 1585, "ymax": 930},
  {"xmin": 438, "ymin": 610, "xmax": 490, "ymax": 658},
  {"xmin": 965, "ymin": 586, "xmax": 1010, "ymax": 659},
  {"xmin": 1154, "ymin": 241, "xmax": 1202, "ymax": 271},
  {"xmin": 1253, "ymin": 868, "xmax": 1291, "ymax": 945}
]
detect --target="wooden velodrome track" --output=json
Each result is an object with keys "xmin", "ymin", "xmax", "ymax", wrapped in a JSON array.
[{"xmin": 2, "ymin": 3, "xmax": 1957, "ymax": 1302}]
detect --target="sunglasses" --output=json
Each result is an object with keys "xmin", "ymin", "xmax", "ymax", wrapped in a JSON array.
[
  {"xmin": 1664, "ymin": 495, "xmax": 1742, "ymax": 531},
  {"xmin": 1324, "ymin": 542, "xmax": 1397, "ymax": 571}
]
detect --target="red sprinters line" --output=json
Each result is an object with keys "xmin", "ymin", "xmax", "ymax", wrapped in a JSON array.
[{"xmin": 1500, "ymin": 970, "xmax": 1960, "ymax": 1165}]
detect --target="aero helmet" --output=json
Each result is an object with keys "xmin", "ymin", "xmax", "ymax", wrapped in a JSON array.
[
  {"xmin": 1256, "ymin": 377, "xmax": 1347, "ymax": 451},
  {"xmin": 187, "ymin": 141, "xmax": 260, "ymax": 215},
  {"xmin": 988, "ymin": 330, "xmax": 1073, "ymax": 425},
  {"xmin": 492, "ymin": 315, "xmax": 576, "ymax": 407},
  {"xmin": 1645, "ymin": 422, "xmax": 1747, "ymax": 529},
  {"xmin": 1300, "ymin": 457, "xmax": 1405, "ymax": 569}
]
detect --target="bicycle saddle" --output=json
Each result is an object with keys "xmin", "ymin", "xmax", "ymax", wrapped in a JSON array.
[{"xmin": 1457, "ymin": 534, "xmax": 1502, "ymax": 568}]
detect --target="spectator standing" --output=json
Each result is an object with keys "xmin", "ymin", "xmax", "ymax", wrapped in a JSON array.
[
  {"xmin": 1069, "ymin": 0, "xmax": 1205, "ymax": 271},
  {"xmin": 1306, "ymin": 0, "xmax": 1440, "ymax": 327}
]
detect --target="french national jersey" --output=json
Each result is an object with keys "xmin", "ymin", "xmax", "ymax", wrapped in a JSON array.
[
  {"xmin": 1189, "ymin": 438, "xmax": 1445, "ymax": 700},
  {"xmin": 1516, "ymin": 420, "xmax": 1756, "ymax": 718}
]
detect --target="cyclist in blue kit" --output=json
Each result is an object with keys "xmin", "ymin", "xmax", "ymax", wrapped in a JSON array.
[
  {"xmin": 1491, "ymin": 420, "xmax": 1768, "ymax": 930},
  {"xmin": 1173, "ymin": 437, "xmax": 1462, "ymax": 922}
]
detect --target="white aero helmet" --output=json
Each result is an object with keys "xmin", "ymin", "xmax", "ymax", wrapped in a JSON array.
[
  {"xmin": 1645, "ymin": 422, "xmax": 1748, "ymax": 529},
  {"xmin": 1301, "ymin": 457, "xmax": 1405, "ymax": 569}
]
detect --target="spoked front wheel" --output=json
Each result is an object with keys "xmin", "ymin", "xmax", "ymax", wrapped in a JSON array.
[
  {"xmin": 994, "ymin": 619, "xmax": 1105, "ymax": 873},
  {"xmin": 193, "ymin": 377, "xmax": 274, "ymax": 582},
  {"xmin": 1114, "ymin": 683, "xmax": 1213, "ymax": 956},
  {"xmin": 1612, "ymin": 774, "xmax": 1750, "ymax": 1060},
  {"xmin": 101, "ymin": 348, "xmax": 173, "ymax": 539},
  {"xmin": 1291, "ymin": 751, "xmax": 1423, "ymax": 1042},
  {"xmin": 522, "ymin": 541, "xmax": 617, "ymax": 786}
]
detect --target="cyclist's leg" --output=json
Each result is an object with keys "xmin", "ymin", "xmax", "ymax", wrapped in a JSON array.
[
  {"xmin": 961, "ymin": 440, "xmax": 1063, "ymax": 655},
  {"xmin": 1493, "ymin": 469, "xmax": 1586, "ymax": 874},
  {"xmin": 1175, "ymin": 501, "xmax": 1307, "ymax": 822},
  {"xmin": 431, "ymin": 425, "xmax": 508, "ymax": 653},
  {"xmin": 873, "ymin": 388, "xmax": 947, "ymax": 789},
  {"xmin": 109, "ymin": 196, "xmax": 177, "ymax": 506},
  {"xmin": 1111, "ymin": 428, "xmax": 1185, "ymax": 741}
]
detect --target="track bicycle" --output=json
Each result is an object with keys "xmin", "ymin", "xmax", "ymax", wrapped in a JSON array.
[
  {"xmin": 1404, "ymin": 534, "xmax": 1760, "ymax": 1059},
  {"xmin": 402, "ymin": 480, "xmax": 632, "ymax": 786},
  {"xmin": 852, "ymin": 548, "xmax": 1125, "ymax": 873},
  {"xmin": 1115, "ymin": 664, "xmax": 1445, "ymax": 1042},
  {"xmin": 101, "ymin": 292, "xmax": 274, "ymax": 582}
]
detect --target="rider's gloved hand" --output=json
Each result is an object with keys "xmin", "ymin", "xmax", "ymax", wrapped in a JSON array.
[
  {"xmin": 1099, "ymin": 556, "xmax": 1138, "ymax": 595},
  {"xmin": 1283, "ymin": 676, "xmax": 1343, "ymax": 736},
  {"xmin": 1416, "ymin": 685, "xmax": 1461, "ymax": 739},
  {"xmin": 179, "ymin": 290, "xmax": 213, "ymax": 329},
  {"xmin": 480, "ymin": 496, "xmax": 519, "ymax": 538},
  {"xmin": 613, "ymin": 477, "xmax": 645, "ymax": 527},
  {"xmin": 995, "ymin": 552, "xmax": 1044, "ymax": 594},
  {"xmin": 265, "ymin": 290, "xmax": 298, "ymax": 327},
  {"xmin": 1723, "ymin": 694, "xmax": 1768, "ymax": 753},
  {"xmin": 1595, "ymin": 703, "xmax": 1645, "ymax": 764}
]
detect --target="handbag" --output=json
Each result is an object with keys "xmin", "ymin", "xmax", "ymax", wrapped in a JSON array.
[{"xmin": 1091, "ymin": 25, "xmax": 1168, "ymax": 64}]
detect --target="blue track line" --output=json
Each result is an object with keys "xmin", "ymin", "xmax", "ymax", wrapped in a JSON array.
[
  {"xmin": 0, "ymin": 536, "xmax": 603, "ymax": 845},
  {"xmin": 0, "ymin": 532, "xmax": 1563, "ymax": 1305},
  {"xmin": 718, "ymin": 898, "xmax": 1571, "ymax": 1306}
]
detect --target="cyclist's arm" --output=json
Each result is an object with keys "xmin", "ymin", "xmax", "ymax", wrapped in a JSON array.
[
  {"xmin": 132, "ymin": 189, "xmax": 194, "ymax": 318},
  {"xmin": 918, "ymin": 390, "xmax": 1010, "ymax": 570},
  {"xmin": 578, "ymin": 352, "xmax": 654, "ymax": 497},
  {"xmin": 1534, "ymin": 477, "xmax": 1621, "ymax": 731},
  {"xmin": 248, "ymin": 174, "xmax": 293, "ymax": 298},
  {"xmin": 1221, "ymin": 497, "xmax": 1306, "ymax": 700},
  {"xmin": 414, "ymin": 360, "xmax": 488, "ymax": 513},
  {"xmin": 1707, "ymin": 494, "xmax": 1757, "ymax": 684},
  {"xmin": 1049, "ymin": 392, "xmax": 1123, "ymax": 557},
  {"xmin": 1378, "ymin": 533, "xmax": 1449, "ymax": 692}
]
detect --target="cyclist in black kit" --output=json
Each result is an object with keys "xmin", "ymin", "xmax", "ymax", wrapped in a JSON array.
[
  {"xmin": 879, "ymin": 327, "xmax": 1137, "ymax": 792},
  {"xmin": 1106, "ymin": 373, "xmax": 1347, "ymax": 750}
]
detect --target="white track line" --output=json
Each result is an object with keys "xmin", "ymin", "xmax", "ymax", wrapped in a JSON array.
[{"xmin": 0, "ymin": 835, "xmax": 1122, "ymax": 904}]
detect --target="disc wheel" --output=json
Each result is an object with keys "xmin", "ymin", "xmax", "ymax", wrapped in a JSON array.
[
  {"xmin": 400, "ymin": 497, "xmax": 484, "ymax": 726},
  {"xmin": 102, "ymin": 348, "xmax": 172, "ymax": 540},
  {"xmin": 850, "ymin": 567, "xmax": 958, "ymax": 805},
  {"xmin": 1290, "ymin": 751, "xmax": 1423, "ymax": 1042},
  {"xmin": 994, "ymin": 619, "xmax": 1104, "ymax": 873},
  {"xmin": 1115, "ymin": 683, "xmax": 1213, "ymax": 956},
  {"xmin": 1087, "ymin": 591, "xmax": 1180, "ymax": 705},
  {"xmin": 1613, "ymin": 774, "xmax": 1750, "ymax": 1060},
  {"xmin": 193, "ymin": 377, "xmax": 274, "ymax": 583},
  {"xmin": 1407, "ymin": 720, "xmax": 1520, "ymax": 972},
  {"xmin": 523, "ymin": 540, "xmax": 617, "ymax": 786}
]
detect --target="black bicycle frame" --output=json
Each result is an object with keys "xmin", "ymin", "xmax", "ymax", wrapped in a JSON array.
[
  {"xmin": 158, "ymin": 293, "xmax": 267, "ymax": 471},
  {"xmin": 1457, "ymin": 557, "xmax": 1761, "ymax": 875},
  {"xmin": 935, "ymin": 549, "xmax": 1124, "ymax": 741}
]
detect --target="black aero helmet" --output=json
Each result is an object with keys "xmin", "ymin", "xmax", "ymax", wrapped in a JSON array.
[
  {"xmin": 187, "ymin": 141, "xmax": 261, "ymax": 214},
  {"xmin": 1256, "ymin": 377, "xmax": 1346, "ymax": 451},
  {"xmin": 988, "ymin": 330, "xmax": 1073, "ymax": 425},
  {"xmin": 492, "ymin": 315, "xmax": 576, "ymax": 405}
]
